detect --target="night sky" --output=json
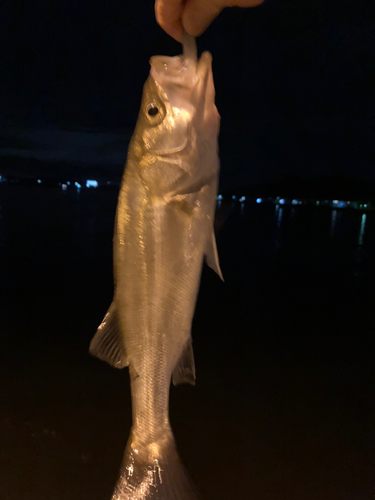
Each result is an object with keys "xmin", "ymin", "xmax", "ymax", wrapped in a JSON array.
[{"xmin": 0, "ymin": 0, "xmax": 374, "ymax": 186}]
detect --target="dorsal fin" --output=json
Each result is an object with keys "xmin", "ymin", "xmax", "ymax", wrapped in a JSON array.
[
  {"xmin": 89, "ymin": 303, "xmax": 128, "ymax": 369},
  {"xmin": 205, "ymin": 224, "xmax": 224, "ymax": 281}
]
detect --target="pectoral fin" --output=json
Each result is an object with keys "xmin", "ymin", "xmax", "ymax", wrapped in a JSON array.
[
  {"xmin": 172, "ymin": 339, "xmax": 196, "ymax": 386},
  {"xmin": 89, "ymin": 302, "xmax": 128, "ymax": 369},
  {"xmin": 205, "ymin": 225, "xmax": 224, "ymax": 281}
]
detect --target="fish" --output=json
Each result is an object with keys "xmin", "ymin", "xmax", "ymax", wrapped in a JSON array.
[{"xmin": 89, "ymin": 33, "xmax": 223, "ymax": 500}]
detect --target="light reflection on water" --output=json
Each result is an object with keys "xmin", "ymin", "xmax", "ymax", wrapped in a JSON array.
[
  {"xmin": 0, "ymin": 204, "xmax": 4, "ymax": 248},
  {"xmin": 330, "ymin": 209, "xmax": 338, "ymax": 237},
  {"xmin": 215, "ymin": 198, "xmax": 372, "ymax": 248},
  {"xmin": 358, "ymin": 213, "xmax": 367, "ymax": 246},
  {"xmin": 272, "ymin": 204, "xmax": 283, "ymax": 251},
  {"xmin": 277, "ymin": 206, "xmax": 283, "ymax": 227}
]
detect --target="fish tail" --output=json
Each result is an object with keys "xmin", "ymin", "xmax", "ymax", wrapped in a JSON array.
[{"xmin": 111, "ymin": 428, "xmax": 199, "ymax": 500}]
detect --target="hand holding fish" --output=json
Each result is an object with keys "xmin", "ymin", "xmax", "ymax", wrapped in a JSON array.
[{"xmin": 156, "ymin": 0, "xmax": 264, "ymax": 40}]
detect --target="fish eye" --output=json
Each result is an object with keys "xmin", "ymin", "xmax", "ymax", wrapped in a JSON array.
[
  {"xmin": 144, "ymin": 101, "xmax": 164, "ymax": 125},
  {"xmin": 147, "ymin": 105, "xmax": 159, "ymax": 117}
]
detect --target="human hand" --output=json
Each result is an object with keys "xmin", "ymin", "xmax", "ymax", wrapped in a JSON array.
[{"xmin": 155, "ymin": 0, "xmax": 264, "ymax": 41}]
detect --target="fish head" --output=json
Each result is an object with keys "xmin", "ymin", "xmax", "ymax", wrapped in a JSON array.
[{"xmin": 134, "ymin": 44, "xmax": 220, "ymax": 162}]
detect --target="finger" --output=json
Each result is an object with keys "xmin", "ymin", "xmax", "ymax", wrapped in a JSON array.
[
  {"xmin": 182, "ymin": 0, "xmax": 225, "ymax": 37},
  {"xmin": 182, "ymin": 0, "xmax": 265, "ymax": 37},
  {"xmin": 227, "ymin": 0, "xmax": 265, "ymax": 6},
  {"xmin": 155, "ymin": 0, "xmax": 184, "ymax": 41}
]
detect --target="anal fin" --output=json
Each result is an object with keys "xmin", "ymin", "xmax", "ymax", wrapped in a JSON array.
[
  {"xmin": 172, "ymin": 339, "xmax": 196, "ymax": 386},
  {"xmin": 89, "ymin": 302, "xmax": 128, "ymax": 369}
]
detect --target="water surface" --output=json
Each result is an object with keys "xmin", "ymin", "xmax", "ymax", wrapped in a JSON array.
[{"xmin": 1, "ymin": 185, "xmax": 374, "ymax": 500}]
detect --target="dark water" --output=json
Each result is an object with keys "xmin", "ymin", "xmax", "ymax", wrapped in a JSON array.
[{"xmin": 1, "ymin": 184, "xmax": 374, "ymax": 500}]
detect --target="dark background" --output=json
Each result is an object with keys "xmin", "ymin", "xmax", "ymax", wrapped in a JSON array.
[
  {"xmin": 1, "ymin": 2, "xmax": 375, "ymax": 499},
  {"xmin": 0, "ymin": 0, "xmax": 374, "ymax": 186}
]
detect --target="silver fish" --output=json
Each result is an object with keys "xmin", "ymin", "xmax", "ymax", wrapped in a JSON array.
[{"xmin": 90, "ymin": 34, "xmax": 223, "ymax": 500}]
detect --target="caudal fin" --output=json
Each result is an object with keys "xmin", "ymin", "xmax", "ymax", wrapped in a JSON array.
[{"xmin": 111, "ymin": 430, "xmax": 199, "ymax": 500}]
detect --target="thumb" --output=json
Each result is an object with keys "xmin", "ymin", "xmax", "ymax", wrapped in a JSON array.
[{"xmin": 182, "ymin": 0, "xmax": 225, "ymax": 37}]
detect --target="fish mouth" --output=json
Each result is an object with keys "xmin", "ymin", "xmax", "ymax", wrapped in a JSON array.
[
  {"xmin": 149, "ymin": 52, "xmax": 212, "ymax": 85},
  {"xmin": 149, "ymin": 54, "xmax": 197, "ymax": 89},
  {"xmin": 149, "ymin": 34, "xmax": 212, "ymax": 91},
  {"xmin": 149, "ymin": 32, "xmax": 197, "ymax": 88}
]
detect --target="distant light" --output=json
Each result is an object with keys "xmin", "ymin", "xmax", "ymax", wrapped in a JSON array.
[
  {"xmin": 232, "ymin": 195, "xmax": 236, "ymax": 200},
  {"xmin": 335, "ymin": 201, "xmax": 347, "ymax": 208},
  {"xmin": 316, "ymin": 201, "xmax": 320, "ymax": 206},
  {"xmin": 279, "ymin": 198, "xmax": 285, "ymax": 205},
  {"xmin": 292, "ymin": 199, "xmax": 298, "ymax": 205},
  {"xmin": 217, "ymin": 194, "xmax": 223, "ymax": 200},
  {"xmin": 364, "ymin": 204, "xmax": 368, "ymax": 208},
  {"xmin": 239, "ymin": 196, "xmax": 246, "ymax": 202},
  {"xmin": 37, "ymin": 179, "xmax": 42, "ymax": 184},
  {"xmin": 67, "ymin": 181, "xmax": 71, "ymax": 186},
  {"xmin": 75, "ymin": 182, "xmax": 81, "ymax": 189},
  {"xmin": 86, "ymin": 180, "xmax": 98, "ymax": 188},
  {"xmin": 62, "ymin": 184, "xmax": 67, "ymax": 191},
  {"xmin": 333, "ymin": 200, "xmax": 338, "ymax": 205},
  {"xmin": 256, "ymin": 198, "xmax": 262, "ymax": 204}
]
